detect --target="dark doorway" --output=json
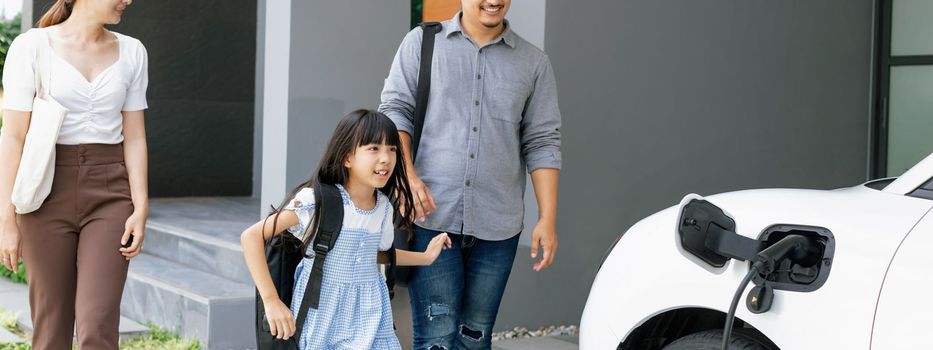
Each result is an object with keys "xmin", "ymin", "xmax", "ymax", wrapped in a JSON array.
[{"xmin": 32, "ymin": 0, "xmax": 257, "ymax": 197}]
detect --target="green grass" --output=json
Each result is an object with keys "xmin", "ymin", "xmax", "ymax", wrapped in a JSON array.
[
  {"xmin": 0, "ymin": 262, "xmax": 26, "ymax": 284},
  {"xmin": 120, "ymin": 324, "xmax": 201, "ymax": 350},
  {"xmin": 0, "ymin": 309, "xmax": 18, "ymax": 332},
  {"xmin": 0, "ymin": 309, "xmax": 28, "ymax": 350},
  {"xmin": 0, "ymin": 308, "xmax": 201, "ymax": 350}
]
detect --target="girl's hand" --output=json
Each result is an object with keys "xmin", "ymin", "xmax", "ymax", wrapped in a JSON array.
[
  {"xmin": 263, "ymin": 297, "xmax": 296, "ymax": 340},
  {"xmin": 423, "ymin": 232, "xmax": 451, "ymax": 265},
  {"xmin": 0, "ymin": 218, "xmax": 22, "ymax": 271},
  {"xmin": 120, "ymin": 210, "xmax": 147, "ymax": 260}
]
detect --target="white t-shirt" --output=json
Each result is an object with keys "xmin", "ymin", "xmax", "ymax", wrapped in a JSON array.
[{"xmin": 1, "ymin": 27, "xmax": 148, "ymax": 145}]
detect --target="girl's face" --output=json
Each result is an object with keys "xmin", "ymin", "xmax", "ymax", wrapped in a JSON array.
[
  {"xmin": 79, "ymin": 0, "xmax": 132, "ymax": 25},
  {"xmin": 344, "ymin": 143, "xmax": 397, "ymax": 190}
]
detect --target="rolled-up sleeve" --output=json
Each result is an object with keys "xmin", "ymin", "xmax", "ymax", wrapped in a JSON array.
[
  {"xmin": 521, "ymin": 54, "xmax": 562, "ymax": 173},
  {"xmin": 378, "ymin": 27, "xmax": 423, "ymax": 136},
  {"xmin": 2, "ymin": 32, "xmax": 37, "ymax": 112}
]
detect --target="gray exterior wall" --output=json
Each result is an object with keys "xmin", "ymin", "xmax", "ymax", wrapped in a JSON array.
[
  {"xmin": 283, "ymin": 1, "xmax": 410, "ymax": 188},
  {"xmin": 31, "ymin": 0, "xmax": 257, "ymax": 197},
  {"xmin": 493, "ymin": 0, "xmax": 875, "ymax": 330}
]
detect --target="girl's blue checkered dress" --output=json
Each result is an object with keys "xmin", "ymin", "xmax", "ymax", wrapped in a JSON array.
[{"xmin": 284, "ymin": 184, "xmax": 401, "ymax": 350}]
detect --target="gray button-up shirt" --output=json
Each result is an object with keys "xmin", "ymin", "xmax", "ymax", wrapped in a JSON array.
[{"xmin": 379, "ymin": 14, "xmax": 561, "ymax": 241}]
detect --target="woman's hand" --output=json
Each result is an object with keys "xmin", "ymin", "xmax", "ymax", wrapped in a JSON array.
[
  {"xmin": 0, "ymin": 218, "xmax": 22, "ymax": 270},
  {"xmin": 422, "ymin": 232, "xmax": 451, "ymax": 265},
  {"xmin": 263, "ymin": 296, "xmax": 296, "ymax": 340},
  {"xmin": 119, "ymin": 210, "xmax": 147, "ymax": 260}
]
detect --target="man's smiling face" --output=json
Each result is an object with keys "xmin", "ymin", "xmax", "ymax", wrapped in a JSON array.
[{"xmin": 462, "ymin": 0, "xmax": 510, "ymax": 29}]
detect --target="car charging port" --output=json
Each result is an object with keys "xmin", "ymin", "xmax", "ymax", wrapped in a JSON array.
[
  {"xmin": 752, "ymin": 226, "xmax": 835, "ymax": 293},
  {"xmin": 677, "ymin": 199, "xmax": 836, "ymax": 350}
]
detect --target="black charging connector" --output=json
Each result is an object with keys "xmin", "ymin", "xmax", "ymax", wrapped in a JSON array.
[
  {"xmin": 754, "ymin": 234, "xmax": 818, "ymax": 275},
  {"xmin": 721, "ymin": 234, "xmax": 816, "ymax": 350}
]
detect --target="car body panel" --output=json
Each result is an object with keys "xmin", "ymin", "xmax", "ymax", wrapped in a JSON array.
[
  {"xmin": 870, "ymin": 210, "xmax": 933, "ymax": 349},
  {"xmin": 581, "ymin": 185, "xmax": 933, "ymax": 349}
]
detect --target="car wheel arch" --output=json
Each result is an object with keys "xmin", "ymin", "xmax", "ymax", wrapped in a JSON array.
[{"xmin": 618, "ymin": 307, "xmax": 778, "ymax": 350}]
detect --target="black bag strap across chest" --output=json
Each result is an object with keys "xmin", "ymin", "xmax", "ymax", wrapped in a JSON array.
[{"xmin": 295, "ymin": 183, "xmax": 343, "ymax": 330}]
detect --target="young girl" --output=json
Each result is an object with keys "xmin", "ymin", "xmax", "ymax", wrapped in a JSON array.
[{"xmin": 241, "ymin": 109, "xmax": 451, "ymax": 349}]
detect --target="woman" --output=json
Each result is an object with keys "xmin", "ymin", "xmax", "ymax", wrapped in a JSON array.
[{"xmin": 0, "ymin": 0, "xmax": 148, "ymax": 348}]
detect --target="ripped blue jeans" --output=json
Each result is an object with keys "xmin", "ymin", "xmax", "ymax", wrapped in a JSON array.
[{"xmin": 408, "ymin": 226, "xmax": 520, "ymax": 350}]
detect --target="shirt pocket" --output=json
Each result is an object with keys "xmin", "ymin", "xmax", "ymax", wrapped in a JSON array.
[{"xmin": 487, "ymin": 80, "xmax": 529, "ymax": 124}]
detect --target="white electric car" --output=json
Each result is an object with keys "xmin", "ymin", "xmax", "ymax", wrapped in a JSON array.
[{"xmin": 581, "ymin": 153, "xmax": 933, "ymax": 350}]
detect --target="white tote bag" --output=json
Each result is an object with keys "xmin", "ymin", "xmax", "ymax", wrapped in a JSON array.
[{"xmin": 11, "ymin": 29, "xmax": 68, "ymax": 214}]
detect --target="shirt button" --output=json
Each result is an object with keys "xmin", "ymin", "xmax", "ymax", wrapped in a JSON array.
[
  {"xmin": 474, "ymin": 100, "xmax": 479, "ymax": 106},
  {"xmin": 465, "ymin": 180, "xmax": 471, "ymax": 186},
  {"xmin": 469, "ymin": 154, "xmax": 475, "ymax": 159},
  {"xmin": 472, "ymin": 127, "xmax": 478, "ymax": 132},
  {"xmin": 476, "ymin": 74, "xmax": 481, "ymax": 79}
]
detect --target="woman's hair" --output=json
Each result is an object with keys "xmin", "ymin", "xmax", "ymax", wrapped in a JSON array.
[
  {"xmin": 38, "ymin": 0, "xmax": 75, "ymax": 28},
  {"xmin": 267, "ymin": 109, "xmax": 414, "ymax": 255}
]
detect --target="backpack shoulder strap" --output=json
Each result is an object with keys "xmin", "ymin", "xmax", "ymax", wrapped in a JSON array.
[
  {"xmin": 385, "ymin": 22, "xmax": 441, "ymax": 301},
  {"xmin": 410, "ymin": 22, "xmax": 441, "ymax": 161},
  {"xmin": 294, "ymin": 183, "xmax": 343, "ymax": 331}
]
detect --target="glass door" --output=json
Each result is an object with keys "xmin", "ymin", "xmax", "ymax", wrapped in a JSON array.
[{"xmin": 874, "ymin": 0, "xmax": 933, "ymax": 177}]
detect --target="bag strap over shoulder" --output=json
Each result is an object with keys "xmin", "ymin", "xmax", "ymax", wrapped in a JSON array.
[
  {"xmin": 384, "ymin": 22, "xmax": 441, "ymax": 298},
  {"xmin": 32, "ymin": 28, "xmax": 54, "ymax": 99},
  {"xmin": 294, "ymin": 183, "xmax": 343, "ymax": 331},
  {"xmin": 410, "ymin": 22, "xmax": 441, "ymax": 161}
]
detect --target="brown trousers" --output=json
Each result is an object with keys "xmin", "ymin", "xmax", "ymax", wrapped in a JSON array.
[{"xmin": 17, "ymin": 143, "xmax": 133, "ymax": 350}]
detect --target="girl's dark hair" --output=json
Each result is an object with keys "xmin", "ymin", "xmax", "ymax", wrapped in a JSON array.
[
  {"xmin": 38, "ymin": 0, "xmax": 74, "ymax": 28},
  {"xmin": 266, "ymin": 109, "xmax": 414, "ymax": 254}
]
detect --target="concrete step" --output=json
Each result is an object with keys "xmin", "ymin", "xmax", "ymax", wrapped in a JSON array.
[
  {"xmin": 143, "ymin": 221, "xmax": 252, "ymax": 285},
  {"xmin": 143, "ymin": 197, "xmax": 258, "ymax": 285},
  {"xmin": 0, "ymin": 278, "xmax": 150, "ymax": 343},
  {"xmin": 121, "ymin": 254, "xmax": 256, "ymax": 350}
]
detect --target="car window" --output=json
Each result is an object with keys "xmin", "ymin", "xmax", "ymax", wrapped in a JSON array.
[
  {"xmin": 909, "ymin": 177, "xmax": 933, "ymax": 200},
  {"xmin": 865, "ymin": 178, "xmax": 897, "ymax": 190}
]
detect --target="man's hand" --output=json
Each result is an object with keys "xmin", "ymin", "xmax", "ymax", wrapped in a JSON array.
[
  {"xmin": 530, "ymin": 219, "xmax": 557, "ymax": 271},
  {"xmin": 402, "ymin": 173, "xmax": 436, "ymax": 223}
]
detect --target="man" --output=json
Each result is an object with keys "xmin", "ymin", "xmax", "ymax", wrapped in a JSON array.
[{"xmin": 379, "ymin": 1, "xmax": 561, "ymax": 349}]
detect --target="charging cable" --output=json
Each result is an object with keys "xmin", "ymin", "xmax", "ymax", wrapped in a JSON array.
[{"xmin": 721, "ymin": 235, "xmax": 813, "ymax": 350}]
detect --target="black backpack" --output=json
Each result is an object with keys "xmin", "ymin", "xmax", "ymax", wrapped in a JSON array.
[
  {"xmin": 256, "ymin": 183, "xmax": 344, "ymax": 349},
  {"xmin": 385, "ymin": 21, "xmax": 442, "ymax": 298}
]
